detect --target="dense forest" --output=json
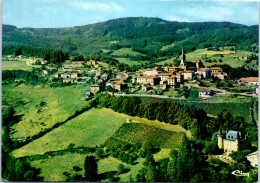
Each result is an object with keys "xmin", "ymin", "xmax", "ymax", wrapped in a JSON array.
[{"xmin": 3, "ymin": 17, "xmax": 258, "ymax": 56}]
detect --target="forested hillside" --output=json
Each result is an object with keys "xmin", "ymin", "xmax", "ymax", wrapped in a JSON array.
[{"xmin": 3, "ymin": 17, "xmax": 258, "ymax": 56}]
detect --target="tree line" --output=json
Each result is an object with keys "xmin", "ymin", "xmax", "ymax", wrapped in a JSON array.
[{"xmin": 3, "ymin": 46, "xmax": 65, "ymax": 64}]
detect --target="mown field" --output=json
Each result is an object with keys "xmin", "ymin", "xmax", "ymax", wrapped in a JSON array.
[
  {"xmin": 2, "ymin": 60, "xmax": 33, "ymax": 70},
  {"xmin": 2, "ymin": 84, "xmax": 90, "ymax": 139}
]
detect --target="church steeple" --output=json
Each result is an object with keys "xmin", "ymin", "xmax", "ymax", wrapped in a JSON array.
[{"xmin": 180, "ymin": 48, "xmax": 186, "ymax": 64}]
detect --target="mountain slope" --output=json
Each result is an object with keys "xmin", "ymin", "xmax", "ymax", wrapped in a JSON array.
[{"xmin": 2, "ymin": 17, "xmax": 259, "ymax": 55}]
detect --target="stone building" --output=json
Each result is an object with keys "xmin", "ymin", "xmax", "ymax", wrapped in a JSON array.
[{"xmin": 217, "ymin": 129, "xmax": 247, "ymax": 153}]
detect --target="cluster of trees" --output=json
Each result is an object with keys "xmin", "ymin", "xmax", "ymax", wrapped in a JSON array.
[
  {"xmin": 93, "ymin": 94, "xmax": 208, "ymax": 139},
  {"xmin": 211, "ymin": 64, "xmax": 258, "ymax": 79},
  {"xmin": 3, "ymin": 46, "xmax": 65, "ymax": 64},
  {"xmin": 2, "ymin": 69, "xmax": 47, "ymax": 85},
  {"xmin": 135, "ymin": 137, "xmax": 256, "ymax": 182}
]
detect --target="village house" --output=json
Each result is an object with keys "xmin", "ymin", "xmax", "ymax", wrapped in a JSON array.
[
  {"xmin": 167, "ymin": 75, "xmax": 177, "ymax": 87},
  {"xmin": 176, "ymin": 73, "xmax": 184, "ymax": 83},
  {"xmin": 142, "ymin": 84, "xmax": 153, "ymax": 91},
  {"xmin": 238, "ymin": 77, "xmax": 258, "ymax": 85},
  {"xmin": 136, "ymin": 76, "xmax": 159, "ymax": 86},
  {"xmin": 164, "ymin": 66, "xmax": 179, "ymax": 72},
  {"xmin": 60, "ymin": 72, "xmax": 78, "ymax": 79},
  {"xmin": 198, "ymin": 89, "xmax": 214, "ymax": 97},
  {"xmin": 246, "ymin": 151, "xmax": 258, "ymax": 167},
  {"xmin": 211, "ymin": 72, "xmax": 227, "ymax": 80},
  {"xmin": 218, "ymin": 130, "xmax": 247, "ymax": 153},
  {"xmin": 90, "ymin": 84, "xmax": 101, "ymax": 93},
  {"xmin": 197, "ymin": 68, "xmax": 211, "ymax": 78},
  {"xmin": 143, "ymin": 67, "xmax": 161, "ymax": 76},
  {"xmin": 158, "ymin": 73, "xmax": 172, "ymax": 84},
  {"xmin": 182, "ymin": 71, "xmax": 195, "ymax": 80},
  {"xmin": 113, "ymin": 80, "xmax": 128, "ymax": 92},
  {"xmin": 210, "ymin": 67, "xmax": 223, "ymax": 73}
]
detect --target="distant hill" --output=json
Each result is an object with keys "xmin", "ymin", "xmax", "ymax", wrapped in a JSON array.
[{"xmin": 2, "ymin": 17, "xmax": 259, "ymax": 56}]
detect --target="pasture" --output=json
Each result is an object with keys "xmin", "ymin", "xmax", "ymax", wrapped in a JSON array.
[
  {"xmin": 2, "ymin": 84, "xmax": 90, "ymax": 139},
  {"xmin": 12, "ymin": 108, "xmax": 127, "ymax": 158}
]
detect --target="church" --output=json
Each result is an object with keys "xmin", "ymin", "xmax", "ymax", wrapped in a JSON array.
[{"xmin": 179, "ymin": 48, "xmax": 204, "ymax": 71}]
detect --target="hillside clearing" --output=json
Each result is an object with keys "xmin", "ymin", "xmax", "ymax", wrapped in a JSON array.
[
  {"xmin": 12, "ymin": 108, "xmax": 127, "ymax": 158},
  {"xmin": 2, "ymin": 85, "xmax": 89, "ymax": 139},
  {"xmin": 111, "ymin": 48, "xmax": 146, "ymax": 57}
]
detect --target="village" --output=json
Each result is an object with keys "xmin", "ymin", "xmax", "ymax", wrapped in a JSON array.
[{"xmin": 21, "ymin": 48, "xmax": 257, "ymax": 100}]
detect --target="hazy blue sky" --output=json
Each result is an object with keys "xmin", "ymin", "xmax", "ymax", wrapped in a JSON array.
[{"xmin": 2, "ymin": 0, "xmax": 259, "ymax": 28}]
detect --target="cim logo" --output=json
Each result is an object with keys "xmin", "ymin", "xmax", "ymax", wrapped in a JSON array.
[{"xmin": 232, "ymin": 170, "xmax": 249, "ymax": 177}]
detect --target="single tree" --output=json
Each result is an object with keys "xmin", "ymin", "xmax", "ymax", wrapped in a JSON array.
[{"xmin": 84, "ymin": 155, "xmax": 98, "ymax": 181}]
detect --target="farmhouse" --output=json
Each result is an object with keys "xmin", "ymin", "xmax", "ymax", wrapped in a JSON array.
[
  {"xmin": 238, "ymin": 77, "xmax": 258, "ymax": 85},
  {"xmin": 136, "ymin": 76, "xmax": 159, "ymax": 86}
]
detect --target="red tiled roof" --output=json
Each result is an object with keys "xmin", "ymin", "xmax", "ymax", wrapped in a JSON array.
[
  {"xmin": 198, "ymin": 68, "xmax": 210, "ymax": 71},
  {"xmin": 239, "ymin": 77, "xmax": 258, "ymax": 82},
  {"xmin": 210, "ymin": 67, "xmax": 222, "ymax": 70}
]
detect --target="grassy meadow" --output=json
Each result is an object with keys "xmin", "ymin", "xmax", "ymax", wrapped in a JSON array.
[
  {"xmin": 2, "ymin": 84, "xmax": 90, "ymax": 139},
  {"xmin": 2, "ymin": 60, "xmax": 33, "ymax": 71},
  {"xmin": 111, "ymin": 48, "xmax": 146, "ymax": 57}
]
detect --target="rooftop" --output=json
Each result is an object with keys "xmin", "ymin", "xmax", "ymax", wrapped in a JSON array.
[{"xmin": 239, "ymin": 77, "xmax": 258, "ymax": 82}]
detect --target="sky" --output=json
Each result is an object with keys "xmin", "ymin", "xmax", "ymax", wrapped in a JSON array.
[{"xmin": 2, "ymin": 0, "xmax": 259, "ymax": 28}]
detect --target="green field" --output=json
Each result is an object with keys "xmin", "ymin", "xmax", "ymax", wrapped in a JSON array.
[
  {"xmin": 116, "ymin": 57, "xmax": 147, "ymax": 66},
  {"xmin": 109, "ymin": 123, "xmax": 185, "ymax": 148},
  {"xmin": 111, "ymin": 48, "xmax": 146, "ymax": 57},
  {"xmin": 12, "ymin": 108, "xmax": 127, "ymax": 158},
  {"xmin": 2, "ymin": 61, "xmax": 33, "ymax": 70},
  {"xmin": 156, "ymin": 57, "xmax": 176, "ymax": 65},
  {"xmin": 186, "ymin": 48, "xmax": 257, "ymax": 68},
  {"xmin": 2, "ymin": 84, "xmax": 90, "ymax": 139}
]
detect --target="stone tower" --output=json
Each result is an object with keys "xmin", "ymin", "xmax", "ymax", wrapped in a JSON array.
[{"xmin": 217, "ymin": 126, "xmax": 224, "ymax": 149}]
